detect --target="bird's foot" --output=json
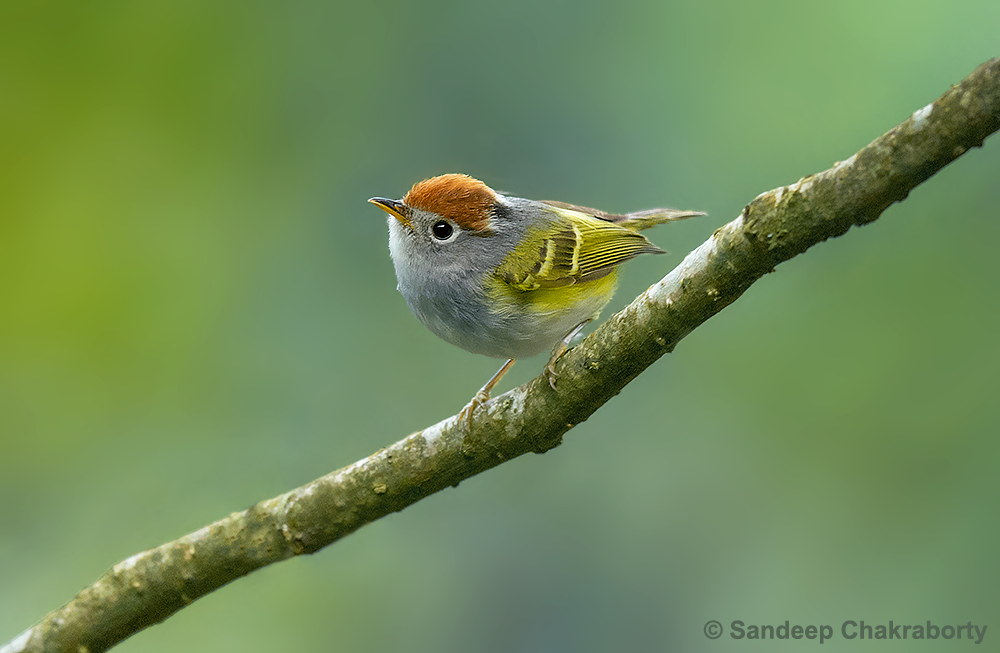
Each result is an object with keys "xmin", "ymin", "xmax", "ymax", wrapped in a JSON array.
[
  {"xmin": 545, "ymin": 320, "xmax": 592, "ymax": 391},
  {"xmin": 458, "ymin": 358, "xmax": 516, "ymax": 429}
]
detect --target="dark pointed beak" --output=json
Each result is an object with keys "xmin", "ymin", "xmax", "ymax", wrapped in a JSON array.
[{"xmin": 368, "ymin": 197, "xmax": 412, "ymax": 228}]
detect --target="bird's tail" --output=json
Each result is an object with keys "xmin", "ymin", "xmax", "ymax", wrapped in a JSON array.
[{"xmin": 616, "ymin": 208, "xmax": 706, "ymax": 231}]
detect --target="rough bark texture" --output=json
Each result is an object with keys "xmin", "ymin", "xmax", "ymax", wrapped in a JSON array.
[{"xmin": 4, "ymin": 57, "xmax": 998, "ymax": 653}]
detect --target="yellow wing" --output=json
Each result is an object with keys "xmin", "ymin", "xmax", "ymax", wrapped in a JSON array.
[{"xmin": 497, "ymin": 205, "xmax": 664, "ymax": 291}]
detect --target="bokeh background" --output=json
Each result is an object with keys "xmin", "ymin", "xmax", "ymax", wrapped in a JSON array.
[{"xmin": 2, "ymin": 1, "xmax": 998, "ymax": 651}]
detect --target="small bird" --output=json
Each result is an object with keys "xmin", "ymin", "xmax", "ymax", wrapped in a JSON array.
[{"xmin": 370, "ymin": 174, "xmax": 703, "ymax": 423}]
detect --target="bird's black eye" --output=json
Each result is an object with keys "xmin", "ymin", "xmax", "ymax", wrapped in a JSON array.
[{"xmin": 431, "ymin": 220, "xmax": 454, "ymax": 240}]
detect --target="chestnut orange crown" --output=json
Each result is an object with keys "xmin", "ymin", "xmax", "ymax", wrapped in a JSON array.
[{"xmin": 404, "ymin": 174, "xmax": 496, "ymax": 233}]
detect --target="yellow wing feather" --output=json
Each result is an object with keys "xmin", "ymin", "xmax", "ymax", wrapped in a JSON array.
[{"xmin": 498, "ymin": 206, "xmax": 664, "ymax": 291}]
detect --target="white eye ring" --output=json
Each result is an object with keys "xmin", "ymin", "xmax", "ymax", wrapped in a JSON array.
[{"xmin": 430, "ymin": 219, "xmax": 458, "ymax": 242}]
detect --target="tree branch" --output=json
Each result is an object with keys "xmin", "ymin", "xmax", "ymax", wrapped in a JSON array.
[{"xmin": 5, "ymin": 57, "xmax": 998, "ymax": 653}]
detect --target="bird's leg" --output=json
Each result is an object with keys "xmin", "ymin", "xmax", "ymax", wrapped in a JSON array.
[
  {"xmin": 545, "ymin": 319, "xmax": 591, "ymax": 390},
  {"xmin": 459, "ymin": 358, "xmax": 516, "ymax": 428}
]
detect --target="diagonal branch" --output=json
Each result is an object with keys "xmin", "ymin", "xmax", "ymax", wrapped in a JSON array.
[{"xmin": 4, "ymin": 57, "xmax": 998, "ymax": 653}]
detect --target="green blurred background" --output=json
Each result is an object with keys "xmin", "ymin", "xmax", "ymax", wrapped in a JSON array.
[{"xmin": 1, "ymin": 1, "xmax": 998, "ymax": 650}]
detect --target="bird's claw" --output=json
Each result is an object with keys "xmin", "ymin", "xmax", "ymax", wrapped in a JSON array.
[
  {"xmin": 544, "ymin": 319, "xmax": 590, "ymax": 392},
  {"xmin": 458, "ymin": 388, "xmax": 491, "ymax": 429},
  {"xmin": 545, "ymin": 358, "xmax": 561, "ymax": 391},
  {"xmin": 459, "ymin": 358, "xmax": 516, "ymax": 430},
  {"xmin": 544, "ymin": 344, "xmax": 569, "ymax": 391}
]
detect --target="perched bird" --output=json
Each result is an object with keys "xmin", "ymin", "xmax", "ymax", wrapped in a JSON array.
[{"xmin": 370, "ymin": 174, "xmax": 703, "ymax": 423}]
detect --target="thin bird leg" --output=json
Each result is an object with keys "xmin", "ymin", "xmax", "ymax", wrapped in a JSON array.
[
  {"xmin": 459, "ymin": 358, "xmax": 516, "ymax": 427},
  {"xmin": 545, "ymin": 319, "xmax": 592, "ymax": 390}
]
